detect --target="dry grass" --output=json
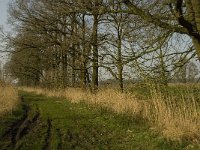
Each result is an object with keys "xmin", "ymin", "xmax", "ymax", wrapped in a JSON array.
[
  {"xmin": 21, "ymin": 87, "xmax": 143, "ymax": 115},
  {"xmin": 0, "ymin": 84, "xmax": 19, "ymax": 116},
  {"xmin": 147, "ymin": 90, "xmax": 200, "ymax": 142},
  {"xmin": 20, "ymin": 86, "xmax": 200, "ymax": 142}
]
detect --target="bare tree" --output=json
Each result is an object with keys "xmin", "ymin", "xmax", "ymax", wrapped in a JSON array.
[{"xmin": 123, "ymin": 0, "xmax": 200, "ymax": 59}]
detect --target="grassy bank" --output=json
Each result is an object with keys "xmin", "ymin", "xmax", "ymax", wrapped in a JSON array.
[
  {"xmin": 21, "ymin": 85, "xmax": 200, "ymax": 144},
  {"xmin": 1, "ymin": 91, "xmax": 199, "ymax": 149}
]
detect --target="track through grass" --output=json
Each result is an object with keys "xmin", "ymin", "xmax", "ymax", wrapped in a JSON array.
[{"xmin": 0, "ymin": 91, "xmax": 199, "ymax": 150}]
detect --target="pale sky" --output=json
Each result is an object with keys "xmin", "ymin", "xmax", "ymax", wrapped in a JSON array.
[
  {"xmin": 0, "ymin": 0, "xmax": 9, "ymax": 29},
  {"xmin": 0, "ymin": 0, "xmax": 9, "ymax": 66}
]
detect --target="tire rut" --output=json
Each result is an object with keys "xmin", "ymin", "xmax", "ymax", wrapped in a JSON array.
[
  {"xmin": 14, "ymin": 107, "xmax": 40, "ymax": 144},
  {"xmin": 43, "ymin": 117, "xmax": 52, "ymax": 150},
  {"xmin": 56, "ymin": 128, "xmax": 63, "ymax": 150},
  {"xmin": 2, "ymin": 102, "xmax": 40, "ymax": 149}
]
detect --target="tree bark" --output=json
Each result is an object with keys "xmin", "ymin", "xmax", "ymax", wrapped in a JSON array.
[
  {"xmin": 117, "ymin": 31, "xmax": 124, "ymax": 92},
  {"xmin": 71, "ymin": 13, "xmax": 76, "ymax": 87},
  {"xmin": 190, "ymin": 0, "xmax": 200, "ymax": 60},
  {"xmin": 192, "ymin": 37, "xmax": 200, "ymax": 59},
  {"xmin": 81, "ymin": 14, "xmax": 87, "ymax": 89},
  {"xmin": 92, "ymin": 14, "xmax": 99, "ymax": 92}
]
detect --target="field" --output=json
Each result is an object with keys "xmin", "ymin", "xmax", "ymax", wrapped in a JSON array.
[{"xmin": 0, "ymin": 84, "xmax": 200, "ymax": 149}]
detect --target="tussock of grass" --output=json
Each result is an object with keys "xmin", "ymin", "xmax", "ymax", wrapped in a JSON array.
[
  {"xmin": 0, "ymin": 84, "xmax": 19, "ymax": 115},
  {"xmin": 21, "ymin": 86, "xmax": 200, "ymax": 143}
]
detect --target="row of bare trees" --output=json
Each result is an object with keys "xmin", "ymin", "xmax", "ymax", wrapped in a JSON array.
[{"xmin": 2, "ymin": 0, "xmax": 200, "ymax": 91}]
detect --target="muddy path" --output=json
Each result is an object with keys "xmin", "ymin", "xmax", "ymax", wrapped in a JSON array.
[{"xmin": 1, "ymin": 99, "xmax": 40, "ymax": 150}]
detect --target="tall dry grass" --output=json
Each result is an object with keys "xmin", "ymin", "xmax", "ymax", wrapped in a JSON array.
[
  {"xmin": 21, "ymin": 86, "xmax": 200, "ymax": 142},
  {"xmin": 0, "ymin": 84, "xmax": 19, "ymax": 116},
  {"xmin": 147, "ymin": 90, "xmax": 200, "ymax": 142}
]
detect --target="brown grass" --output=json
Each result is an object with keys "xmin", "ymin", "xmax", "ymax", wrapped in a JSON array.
[
  {"xmin": 148, "ymin": 90, "xmax": 200, "ymax": 142},
  {"xmin": 0, "ymin": 84, "xmax": 19, "ymax": 116},
  {"xmin": 20, "ymin": 86, "xmax": 200, "ymax": 142}
]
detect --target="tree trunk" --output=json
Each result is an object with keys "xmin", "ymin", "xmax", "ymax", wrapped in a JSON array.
[
  {"xmin": 190, "ymin": 0, "xmax": 200, "ymax": 60},
  {"xmin": 72, "ymin": 48, "xmax": 76, "ymax": 87},
  {"xmin": 81, "ymin": 14, "xmax": 87, "ymax": 89},
  {"xmin": 92, "ymin": 14, "xmax": 99, "ymax": 92},
  {"xmin": 71, "ymin": 13, "xmax": 76, "ymax": 87},
  {"xmin": 117, "ymin": 11, "xmax": 124, "ymax": 92},
  {"xmin": 81, "ymin": 63, "xmax": 87, "ymax": 89},
  {"xmin": 61, "ymin": 16, "xmax": 68, "ymax": 88},
  {"xmin": 192, "ymin": 37, "xmax": 200, "ymax": 59},
  {"xmin": 117, "ymin": 35, "xmax": 124, "ymax": 92},
  {"xmin": 191, "ymin": 0, "xmax": 200, "ymax": 32},
  {"xmin": 118, "ymin": 67, "xmax": 124, "ymax": 92}
]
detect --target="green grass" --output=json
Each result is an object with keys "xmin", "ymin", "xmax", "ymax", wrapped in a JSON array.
[
  {"xmin": 0, "ymin": 105, "xmax": 24, "ymax": 139},
  {"xmin": 0, "ymin": 91, "xmax": 199, "ymax": 149}
]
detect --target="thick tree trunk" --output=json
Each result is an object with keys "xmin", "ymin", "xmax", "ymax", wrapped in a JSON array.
[
  {"xmin": 191, "ymin": 0, "xmax": 200, "ymax": 32},
  {"xmin": 92, "ymin": 14, "xmax": 99, "ymax": 92},
  {"xmin": 117, "ymin": 11, "xmax": 124, "ymax": 92},
  {"xmin": 81, "ymin": 64, "xmax": 87, "ymax": 89},
  {"xmin": 192, "ymin": 37, "xmax": 200, "ymax": 59},
  {"xmin": 81, "ymin": 14, "xmax": 87, "ymax": 89},
  {"xmin": 118, "ymin": 67, "xmax": 124, "ymax": 92},
  {"xmin": 117, "ymin": 36, "xmax": 124, "ymax": 92},
  {"xmin": 63, "ymin": 52, "xmax": 68, "ymax": 87},
  {"xmin": 72, "ymin": 48, "xmax": 76, "ymax": 87},
  {"xmin": 190, "ymin": 1, "xmax": 200, "ymax": 60},
  {"xmin": 61, "ymin": 16, "xmax": 68, "ymax": 88},
  {"xmin": 71, "ymin": 13, "xmax": 76, "ymax": 87}
]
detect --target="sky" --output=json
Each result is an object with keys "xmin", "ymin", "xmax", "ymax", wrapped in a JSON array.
[
  {"xmin": 0, "ymin": 0, "xmax": 9, "ymax": 32},
  {"xmin": 0, "ymin": 0, "xmax": 9, "ymax": 30},
  {"xmin": 0, "ymin": 0, "xmax": 9, "ymax": 66}
]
